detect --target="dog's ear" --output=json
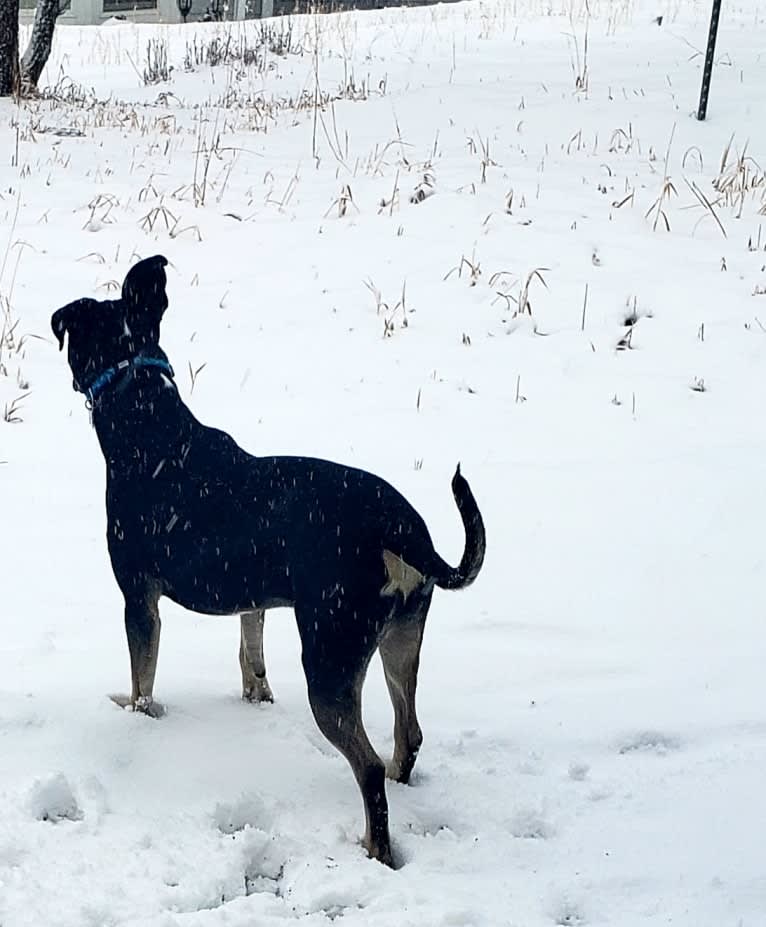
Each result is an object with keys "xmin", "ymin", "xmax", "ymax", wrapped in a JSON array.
[
  {"xmin": 51, "ymin": 299, "xmax": 92, "ymax": 350},
  {"xmin": 122, "ymin": 255, "xmax": 169, "ymax": 342}
]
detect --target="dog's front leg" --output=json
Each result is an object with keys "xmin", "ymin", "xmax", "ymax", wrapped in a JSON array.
[
  {"xmin": 240, "ymin": 609, "xmax": 274, "ymax": 703},
  {"xmin": 118, "ymin": 593, "xmax": 165, "ymax": 718}
]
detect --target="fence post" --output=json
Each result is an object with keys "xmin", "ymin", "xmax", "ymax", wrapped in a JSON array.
[{"xmin": 696, "ymin": 0, "xmax": 722, "ymax": 120}]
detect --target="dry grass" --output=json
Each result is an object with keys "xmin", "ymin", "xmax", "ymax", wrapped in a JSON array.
[
  {"xmin": 712, "ymin": 136, "xmax": 766, "ymax": 219},
  {"xmin": 324, "ymin": 184, "xmax": 358, "ymax": 218},
  {"xmin": 188, "ymin": 361, "xmax": 207, "ymax": 394},
  {"xmin": 445, "ymin": 253, "xmax": 481, "ymax": 287},
  {"xmin": 363, "ymin": 278, "xmax": 410, "ymax": 337},
  {"xmin": 517, "ymin": 268, "xmax": 549, "ymax": 316},
  {"xmin": 645, "ymin": 124, "xmax": 677, "ymax": 232},
  {"xmin": 682, "ymin": 177, "xmax": 727, "ymax": 238},
  {"xmin": 3, "ymin": 391, "xmax": 31, "ymax": 424},
  {"xmin": 566, "ymin": 0, "xmax": 591, "ymax": 92},
  {"xmin": 410, "ymin": 171, "xmax": 435, "ymax": 205},
  {"xmin": 143, "ymin": 38, "xmax": 171, "ymax": 85}
]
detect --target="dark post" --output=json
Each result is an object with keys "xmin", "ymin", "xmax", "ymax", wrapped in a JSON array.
[
  {"xmin": 696, "ymin": 0, "xmax": 722, "ymax": 120},
  {"xmin": 177, "ymin": 0, "xmax": 193, "ymax": 22}
]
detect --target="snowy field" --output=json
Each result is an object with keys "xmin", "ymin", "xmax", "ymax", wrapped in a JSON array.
[{"xmin": 2, "ymin": 0, "xmax": 766, "ymax": 923}]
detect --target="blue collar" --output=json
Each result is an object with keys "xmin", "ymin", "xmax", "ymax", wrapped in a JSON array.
[{"xmin": 85, "ymin": 356, "xmax": 174, "ymax": 407}]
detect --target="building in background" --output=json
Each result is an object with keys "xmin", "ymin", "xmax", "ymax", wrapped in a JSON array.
[
  {"xmin": 20, "ymin": 0, "xmax": 446, "ymax": 28},
  {"xmin": 19, "ymin": 0, "xmax": 274, "ymax": 26}
]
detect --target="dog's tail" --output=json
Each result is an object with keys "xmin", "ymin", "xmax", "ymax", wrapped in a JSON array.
[{"xmin": 432, "ymin": 465, "xmax": 486, "ymax": 591}]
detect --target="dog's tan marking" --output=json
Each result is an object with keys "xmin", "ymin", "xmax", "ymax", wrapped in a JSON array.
[{"xmin": 381, "ymin": 549, "xmax": 424, "ymax": 602}]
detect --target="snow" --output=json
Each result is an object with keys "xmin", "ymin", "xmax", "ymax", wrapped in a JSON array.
[{"xmin": 2, "ymin": 0, "xmax": 766, "ymax": 924}]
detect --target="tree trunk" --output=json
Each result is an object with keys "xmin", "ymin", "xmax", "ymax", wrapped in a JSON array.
[
  {"xmin": 21, "ymin": 0, "xmax": 62, "ymax": 94},
  {"xmin": 0, "ymin": 0, "xmax": 20, "ymax": 97}
]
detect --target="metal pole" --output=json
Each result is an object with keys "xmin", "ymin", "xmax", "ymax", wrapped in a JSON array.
[{"xmin": 696, "ymin": 0, "xmax": 722, "ymax": 120}]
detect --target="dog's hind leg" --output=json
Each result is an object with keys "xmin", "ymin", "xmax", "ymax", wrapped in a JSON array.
[
  {"xmin": 239, "ymin": 608, "xmax": 274, "ymax": 703},
  {"xmin": 119, "ymin": 590, "xmax": 164, "ymax": 718},
  {"xmin": 307, "ymin": 673, "xmax": 392, "ymax": 866},
  {"xmin": 379, "ymin": 596, "xmax": 431, "ymax": 784},
  {"xmin": 298, "ymin": 597, "xmax": 393, "ymax": 865}
]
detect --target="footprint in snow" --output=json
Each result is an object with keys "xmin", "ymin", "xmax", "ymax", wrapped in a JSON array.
[
  {"xmin": 212, "ymin": 800, "xmax": 292, "ymax": 900},
  {"xmin": 509, "ymin": 807, "xmax": 555, "ymax": 840},
  {"xmin": 214, "ymin": 793, "xmax": 273, "ymax": 834},
  {"xmin": 26, "ymin": 773, "xmax": 83, "ymax": 823},
  {"xmin": 567, "ymin": 762, "xmax": 590, "ymax": 781},
  {"xmin": 618, "ymin": 730, "xmax": 681, "ymax": 756},
  {"xmin": 242, "ymin": 829, "xmax": 286, "ymax": 898},
  {"xmin": 550, "ymin": 897, "xmax": 587, "ymax": 926},
  {"xmin": 403, "ymin": 815, "xmax": 458, "ymax": 839}
]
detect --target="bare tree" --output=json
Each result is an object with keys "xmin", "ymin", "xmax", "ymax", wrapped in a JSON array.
[
  {"xmin": 21, "ymin": 0, "xmax": 64, "ymax": 93},
  {"xmin": 0, "ymin": 0, "xmax": 63, "ymax": 97},
  {"xmin": 0, "ymin": 0, "xmax": 20, "ymax": 97}
]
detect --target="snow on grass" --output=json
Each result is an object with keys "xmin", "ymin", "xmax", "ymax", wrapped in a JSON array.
[{"xmin": 2, "ymin": 0, "xmax": 766, "ymax": 924}]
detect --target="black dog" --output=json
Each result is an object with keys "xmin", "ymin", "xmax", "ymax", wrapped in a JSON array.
[{"xmin": 51, "ymin": 255, "xmax": 485, "ymax": 866}]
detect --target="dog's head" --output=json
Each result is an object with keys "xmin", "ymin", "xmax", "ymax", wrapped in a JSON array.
[{"xmin": 51, "ymin": 255, "xmax": 169, "ymax": 394}]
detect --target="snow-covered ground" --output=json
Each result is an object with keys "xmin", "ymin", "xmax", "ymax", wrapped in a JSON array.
[{"xmin": 2, "ymin": 0, "xmax": 766, "ymax": 923}]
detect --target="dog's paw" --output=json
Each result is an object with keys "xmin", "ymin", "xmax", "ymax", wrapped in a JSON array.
[
  {"xmin": 363, "ymin": 834, "xmax": 395, "ymax": 869},
  {"xmin": 242, "ymin": 680, "xmax": 274, "ymax": 704},
  {"xmin": 385, "ymin": 752, "xmax": 418, "ymax": 784},
  {"xmin": 135, "ymin": 696, "xmax": 166, "ymax": 718},
  {"xmin": 385, "ymin": 760, "xmax": 411, "ymax": 783}
]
